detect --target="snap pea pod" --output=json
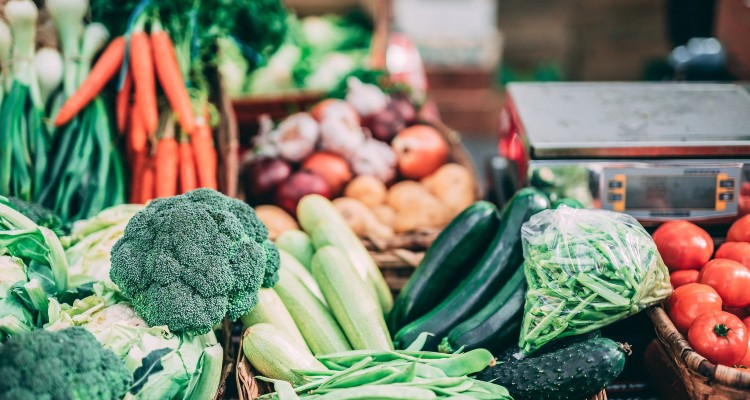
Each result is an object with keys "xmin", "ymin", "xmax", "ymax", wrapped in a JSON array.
[
  {"xmin": 428, "ymin": 349, "xmax": 495, "ymax": 377},
  {"xmin": 313, "ymin": 385, "xmax": 437, "ymax": 400}
]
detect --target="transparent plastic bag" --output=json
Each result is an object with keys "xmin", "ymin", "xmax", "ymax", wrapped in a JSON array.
[{"xmin": 519, "ymin": 206, "xmax": 672, "ymax": 353}]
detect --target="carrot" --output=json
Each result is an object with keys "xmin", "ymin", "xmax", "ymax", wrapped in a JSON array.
[
  {"xmin": 130, "ymin": 31, "xmax": 159, "ymax": 136},
  {"xmin": 155, "ymin": 136, "xmax": 179, "ymax": 198},
  {"xmin": 191, "ymin": 118, "xmax": 218, "ymax": 190},
  {"xmin": 116, "ymin": 68, "xmax": 133, "ymax": 135},
  {"xmin": 140, "ymin": 155, "xmax": 156, "ymax": 204},
  {"xmin": 179, "ymin": 141, "xmax": 198, "ymax": 193},
  {"xmin": 55, "ymin": 37, "xmax": 126, "ymax": 127},
  {"xmin": 129, "ymin": 150, "xmax": 146, "ymax": 203},
  {"xmin": 126, "ymin": 100, "xmax": 147, "ymax": 154},
  {"xmin": 151, "ymin": 25, "xmax": 196, "ymax": 134}
]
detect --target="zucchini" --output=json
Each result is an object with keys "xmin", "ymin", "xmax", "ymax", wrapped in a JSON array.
[
  {"xmin": 477, "ymin": 337, "xmax": 626, "ymax": 400},
  {"xmin": 389, "ymin": 201, "xmax": 500, "ymax": 332},
  {"xmin": 552, "ymin": 198, "xmax": 584, "ymax": 209},
  {"xmin": 242, "ymin": 323, "xmax": 327, "ymax": 386},
  {"xmin": 298, "ymin": 195, "xmax": 393, "ymax": 313},
  {"xmin": 275, "ymin": 268, "xmax": 352, "ymax": 355},
  {"xmin": 239, "ymin": 288, "xmax": 309, "ymax": 352},
  {"xmin": 439, "ymin": 265, "xmax": 526, "ymax": 354},
  {"xmin": 276, "ymin": 229, "xmax": 314, "ymax": 270},
  {"xmin": 279, "ymin": 248, "xmax": 327, "ymax": 306},
  {"xmin": 393, "ymin": 188, "xmax": 549, "ymax": 351},
  {"xmin": 312, "ymin": 246, "xmax": 393, "ymax": 351}
]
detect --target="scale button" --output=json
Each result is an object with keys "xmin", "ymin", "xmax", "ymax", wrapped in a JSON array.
[
  {"xmin": 608, "ymin": 193, "xmax": 623, "ymax": 202},
  {"xmin": 719, "ymin": 192, "xmax": 734, "ymax": 202},
  {"xmin": 608, "ymin": 180, "xmax": 623, "ymax": 189},
  {"xmin": 720, "ymin": 180, "xmax": 735, "ymax": 188}
]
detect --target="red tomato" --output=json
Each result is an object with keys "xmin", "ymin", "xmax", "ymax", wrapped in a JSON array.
[
  {"xmin": 688, "ymin": 311, "xmax": 748, "ymax": 366},
  {"xmin": 699, "ymin": 259, "xmax": 750, "ymax": 308},
  {"xmin": 716, "ymin": 242, "xmax": 750, "ymax": 268},
  {"xmin": 668, "ymin": 283, "xmax": 723, "ymax": 334},
  {"xmin": 391, "ymin": 125, "xmax": 449, "ymax": 179},
  {"xmin": 724, "ymin": 306, "xmax": 750, "ymax": 320},
  {"xmin": 738, "ymin": 317, "xmax": 750, "ymax": 368},
  {"xmin": 301, "ymin": 152, "xmax": 352, "ymax": 195},
  {"xmin": 652, "ymin": 220, "xmax": 714, "ymax": 271},
  {"xmin": 670, "ymin": 270, "xmax": 700, "ymax": 289},
  {"xmin": 727, "ymin": 215, "xmax": 750, "ymax": 243}
]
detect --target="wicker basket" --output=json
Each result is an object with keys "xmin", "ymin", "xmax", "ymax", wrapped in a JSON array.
[
  {"xmin": 214, "ymin": 319, "xmax": 237, "ymax": 400},
  {"xmin": 235, "ymin": 332, "xmax": 607, "ymax": 400},
  {"xmin": 648, "ymin": 306, "xmax": 750, "ymax": 399}
]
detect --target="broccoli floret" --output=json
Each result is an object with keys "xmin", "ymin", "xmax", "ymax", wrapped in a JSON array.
[
  {"xmin": 109, "ymin": 189, "xmax": 280, "ymax": 334},
  {"xmin": 5, "ymin": 197, "xmax": 66, "ymax": 236},
  {"xmin": 0, "ymin": 327, "xmax": 132, "ymax": 400}
]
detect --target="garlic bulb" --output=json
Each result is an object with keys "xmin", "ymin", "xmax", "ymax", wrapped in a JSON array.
[
  {"xmin": 272, "ymin": 113, "xmax": 319, "ymax": 162},
  {"xmin": 349, "ymin": 138, "xmax": 397, "ymax": 182},
  {"xmin": 345, "ymin": 77, "xmax": 388, "ymax": 116},
  {"xmin": 319, "ymin": 115, "xmax": 366, "ymax": 158},
  {"xmin": 252, "ymin": 114, "xmax": 280, "ymax": 157}
]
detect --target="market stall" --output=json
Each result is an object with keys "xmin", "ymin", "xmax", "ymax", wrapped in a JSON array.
[{"xmin": 1, "ymin": 0, "xmax": 750, "ymax": 400}]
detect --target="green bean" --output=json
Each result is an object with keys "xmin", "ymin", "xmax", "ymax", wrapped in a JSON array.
[
  {"xmin": 414, "ymin": 363, "xmax": 447, "ymax": 379},
  {"xmin": 313, "ymin": 385, "xmax": 436, "ymax": 399},
  {"xmin": 322, "ymin": 366, "xmax": 400, "ymax": 390},
  {"xmin": 404, "ymin": 332, "xmax": 433, "ymax": 351},
  {"xmin": 427, "ymin": 349, "xmax": 494, "ymax": 377}
]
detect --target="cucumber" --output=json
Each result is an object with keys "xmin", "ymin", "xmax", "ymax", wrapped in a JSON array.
[
  {"xmin": 495, "ymin": 330, "xmax": 602, "ymax": 362},
  {"xmin": 477, "ymin": 337, "xmax": 626, "ymax": 400},
  {"xmin": 552, "ymin": 198, "xmax": 584, "ymax": 209},
  {"xmin": 242, "ymin": 323, "xmax": 327, "ymax": 386},
  {"xmin": 274, "ymin": 268, "xmax": 352, "ymax": 355},
  {"xmin": 299, "ymin": 195, "xmax": 393, "ymax": 313},
  {"xmin": 279, "ymin": 248, "xmax": 327, "ymax": 306},
  {"xmin": 276, "ymin": 229, "xmax": 314, "ymax": 270},
  {"xmin": 312, "ymin": 246, "xmax": 393, "ymax": 351},
  {"xmin": 389, "ymin": 201, "xmax": 500, "ymax": 332},
  {"xmin": 393, "ymin": 188, "xmax": 549, "ymax": 351},
  {"xmin": 239, "ymin": 288, "xmax": 309, "ymax": 353},
  {"xmin": 439, "ymin": 265, "xmax": 526, "ymax": 354}
]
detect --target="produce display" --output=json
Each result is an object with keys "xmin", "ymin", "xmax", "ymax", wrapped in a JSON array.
[
  {"xmin": 243, "ymin": 78, "xmax": 474, "ymax": 238},
  {"xmin": 661, "ymin": 216, "xmax": 750, "ymax": 371}
]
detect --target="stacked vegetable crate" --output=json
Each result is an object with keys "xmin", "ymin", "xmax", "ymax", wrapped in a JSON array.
[{"xmin": 648, "ymin": 307, "xmax": 750, "ymax": 399}]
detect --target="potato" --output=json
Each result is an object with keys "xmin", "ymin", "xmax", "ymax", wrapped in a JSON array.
[
  {"xmin": 387, "ymin": 181, "xmax": 432, "ymax": 211},
  {"xmin": 344, "ymin": 175, "xmax": 387, "ymax": 207},
  {"xmin": 422, "ymin": 163, "xmax": 474, "ymax": 218},
  {"xmin": 371, "ymin": 205, "xmax": 396, "ymax": 228},
  {"xmin": 333, "ymin": 197, "xmax": 394, "ymax": 238},
  {"xmin": 255, "ymin": 205, "xmax": 299, "ymax": 240}
]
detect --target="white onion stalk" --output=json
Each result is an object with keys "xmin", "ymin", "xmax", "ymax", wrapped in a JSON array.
[
  {"xmin": 0, "ymin": 19, "xmax": 11, "ymax": 104},
  {"xmin": 77, "ymin": 23, "xmax": 109, "ymax": 87},
  {"xmin": 5, "ymin": 0, "xmax": 38, "ymax": 86},
  {"xmin": 34, "ymin": 48, "xmax": 64, "ymax": 106},
  {"xmin": 46, "ymin": 0, "xmax": 88, "ymax": 97}
]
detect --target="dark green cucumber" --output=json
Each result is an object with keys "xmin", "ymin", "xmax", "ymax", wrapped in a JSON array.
[
  {"xmin": 439, "ymin": 265, "xmax": 526, "ymax": 354},
  {"xmin": 393, "ymin": 188, "xmax": 549, "ymax": 351},
  {"xmin": 477, "ymin": 337, "xmax": 626, "ymax": 400},
  {"xmin": 552, "ymin": 198, "xmax": 584, "ymax": 209},
  {"xmin": 495, "ymin": 330, "xmax": 602, "ymax": 362},
  {"xmin": 388, "ymin": 201, "xmax": 500, "ymax": 332}
]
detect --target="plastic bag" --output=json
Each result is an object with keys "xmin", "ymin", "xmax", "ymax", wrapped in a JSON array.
[{"xmin": 519, "ymin": 206, "xmax": 672, "ymax": 353}]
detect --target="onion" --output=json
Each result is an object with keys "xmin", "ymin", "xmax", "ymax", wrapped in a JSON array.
[
  {"xmin": 319, "ymin": 116, "xmax": 366, "ymax": 158},
  {"xmin": 361, "ymin": 108, "xmax": 405, "ymax": 143},
  {"xmin": 301, "ymin": 152, "xmax": 352, "ymax": 195},
  {"xmin": 241, "ymin": 157, "xmax": 292, "ymax": 206},
  {"xmin": 272, "ymin": 113, "xmax": 319, "ymax": 163},
  {"xmin": 349, "ymin": 139, "xmax": 397, "ymax": 183},
  {"xmin": 276, "ymin": 171, "xmax": 332, "ymax": 215}
]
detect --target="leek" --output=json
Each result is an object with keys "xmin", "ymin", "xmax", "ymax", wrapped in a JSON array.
[
  {"xmin": 0, "ymin": 19, "xmax": 11, "ymax": 102},
  {"xmin": 34, "ymin": 48, "xmax": 64, "ymax": 106},
  {"xmin": 45, "ymin": 0, "xmax": 88, "ymax": 97}
]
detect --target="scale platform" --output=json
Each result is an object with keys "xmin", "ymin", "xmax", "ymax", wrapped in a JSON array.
[{"xmin": 507, "ymin": 82, "xmax": 750, "ymax": 159}]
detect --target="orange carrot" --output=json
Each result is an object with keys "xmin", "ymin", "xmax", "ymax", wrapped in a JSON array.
[
  {"xmin": 55, "ymin": 37, "xmax": 126, "ymax": 126},
  {"xmin": 179, "ymin": 141, "xmax": 198, "ymax": 193},
  {"xmin": 151, "ymin": 26, "xmax": 196, "ymax": 134},
  {"xmin": 140, "ymin": 156, "xmax": 156, "ymax": 204},
  {"xmin": 129, "ymin": 150, "xmax": 146, "ymax": 203},
  {"xmin": 127, "ymin": 100, "xmax": 147, "ymax": 154},
  {"xmin": 116, "ymin": 68, "xmax": 133, "ymax": 135},
  {"xmin": 155, "ymin": 136, "xmax": 179, "ymax": 198},
  {"xmin": 130, "ymin": 31, "xmax": 159, "ymax": 136},
  {"xmin": 191, "ymin": 118, "xmax": 218, "ymax": 190}
]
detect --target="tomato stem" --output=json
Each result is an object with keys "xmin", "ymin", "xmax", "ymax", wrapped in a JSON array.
[{"xmin": 714, "ymin": 323, "xmax": 731, "ymax": 337}]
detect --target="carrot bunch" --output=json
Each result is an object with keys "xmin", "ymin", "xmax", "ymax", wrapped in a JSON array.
[{"xmin": 54, "ymin": 16, "xmax": 218, "ymax": 204}]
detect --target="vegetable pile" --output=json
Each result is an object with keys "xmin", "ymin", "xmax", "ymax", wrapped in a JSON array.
[
  {"xmin": 661, "ymin": 216, "xmax": 750, "ymax": 369},
  {"xmin": 518, "ymin": 206, "xmax": 672, "ymax": 353}
]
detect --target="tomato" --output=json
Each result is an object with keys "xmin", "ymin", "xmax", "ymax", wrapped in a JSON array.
[
  {"xmin": 652, "ymin": 220, "xmax": 714, "ymax": 271},
  {"xmin": 716, "ymin": 242, "xmax": 750, "ymax": 268},
  {"xmin": 727, "ymin": 215, "xmax": 750, "ymax": 243},
  {"xmin": 668, "ymin": 283, "xmax": 723, "ymax": 334},
  {"xmin": 724, "ymin": 306, "xmax": 750, "ymax": 320},
  {"xmin": 391, "ymin": 125, "xmax": 449, "ymax": 179},
  {"xmin": 699, "ymin": 259, "xmax": 750, "ymax": 308},
  {"xmin": 737, "ymin": 317, "xmax": 750, "ymax": 368},
  {"xmin": 688, "ymin": 311, "xmax": 748, "ymax": 366},
  {"xmin": 301, "ymin": 152, "xmax": 352, "ymax": 195},
  {"xmin": 670, "ymin": 270, "xmax": 700, "ymax": 289}
]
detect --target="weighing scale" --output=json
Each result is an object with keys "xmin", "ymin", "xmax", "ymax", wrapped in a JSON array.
[{"xmin": 496, "ymin": 82, "xmax": 750, "ymax": 225}]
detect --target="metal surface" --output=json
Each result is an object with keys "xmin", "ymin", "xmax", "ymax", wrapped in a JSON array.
[{"xmin": 507, "ymin": 82, "xmax": 750, "ymax": 158}]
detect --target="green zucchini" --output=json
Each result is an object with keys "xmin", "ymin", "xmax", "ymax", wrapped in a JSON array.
[
  {"xmin": 274, "ymin": 268, "xmax": 352, "ymax": 355},
  {"xmin": 552, "ymin": 198, "xmax": 584, "ymax": 209},
  {"xmin": 312, "ymin": 246, "xmax": 393, "ymax": 351},
  {"xmin": 276, "ymin": 229, "xmax": 314, "ymax": 270},
  {"xmin": 393, "ymin": 188, "xmax": 549, "ymax": 351},
  {"xmin": 389, "ymin": 201, "xmax": 500, "ymax": 332},
  {"xmin": 439, "ymin": 265, "xmax": 526, "ymax": 354},
  {"xmin": 477, "ymin": 337, "xmax": 626, "ymax": 400},
  {"xmin": 239, "ymin": 288, "xmax": 309, "ymax": 352}
]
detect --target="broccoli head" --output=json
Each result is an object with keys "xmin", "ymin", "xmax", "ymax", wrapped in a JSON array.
[
  {"xmin": 0, "ymin": 327, "xmax": 132, "ymax": 400},
  {"xmin": 5, "ymin": 196, "xmax": 66, "ymax": 236},
  {"xmin": 109, "ymin": 189, "xmax": 280, "ymax": 334}
]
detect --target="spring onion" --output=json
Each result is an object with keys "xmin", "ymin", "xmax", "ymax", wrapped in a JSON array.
[
  {"xmin": 34, "ymin": 48, "xmax": 64, "ymax": 106},
  {"xmin": 77, "ymin": 23, "xmax": 109, "ymax": 86},
  {"xmin": 45, "ymin": 0, "xmax": 88, "ymax": 96}
]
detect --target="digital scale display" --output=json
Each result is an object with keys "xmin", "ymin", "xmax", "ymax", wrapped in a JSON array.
[{"xmin": 625, "ymin": 175, "xmax": 716, "ymax": 210}]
